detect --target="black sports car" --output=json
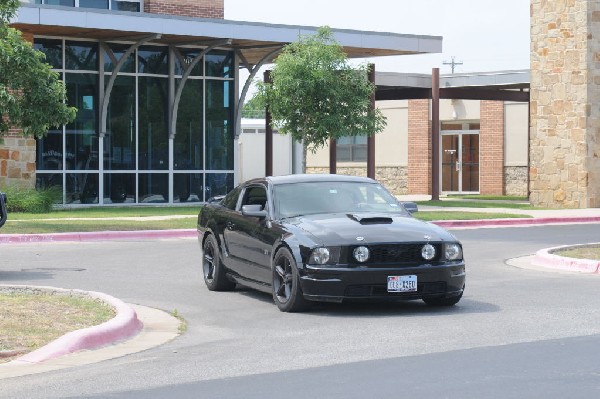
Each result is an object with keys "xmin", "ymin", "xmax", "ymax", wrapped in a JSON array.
[{"xmin": 197, "ymin": 174, "xmax": 465, "ymax": 312}]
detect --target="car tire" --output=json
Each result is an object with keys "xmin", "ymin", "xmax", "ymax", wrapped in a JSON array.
[
  {"xmin": 202, "ymin": 234, "xmax": 235, "ymax": 291},
  {"xmin": 272, "ymin": 248, "xmax": 310, "ymax": 312},
  {"xmin": 423, "ymin": 292, "xmax": 463, "ymax": 307}
]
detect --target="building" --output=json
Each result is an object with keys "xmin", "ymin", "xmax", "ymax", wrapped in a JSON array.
[
  {"xmin": 302, "ymin": 70, "xmax": 530, "ymax": 197},
  {"xmin": 3, "ymin": 0, "xmax": 441, "ymax": 205}
]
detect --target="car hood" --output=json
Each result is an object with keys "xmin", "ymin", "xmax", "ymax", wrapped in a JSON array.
[{"xmin": 285, "ymin": 213, "xmax": 457, "ymax": 246}]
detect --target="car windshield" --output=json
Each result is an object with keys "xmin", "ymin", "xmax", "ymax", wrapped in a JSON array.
[{"xmin": 273, "ymin": 181, "xmax": 405, "ymax": 219}]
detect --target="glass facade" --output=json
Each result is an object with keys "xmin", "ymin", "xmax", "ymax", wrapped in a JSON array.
[
  {"xmin": 33, "ymin": 0, "xmax": 141, "ymax": 12},
  {"xmin": 35, "ymin": 38, "xmax": 235, "ymax": 205}
]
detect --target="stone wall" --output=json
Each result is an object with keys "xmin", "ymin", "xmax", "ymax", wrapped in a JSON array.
[
  {"xmin": 306, "ymin": 166, "xmax": 408, "ymax": 195},
  {"xmin": 530, "ymin": 0, "xmax": 600, "ymax": 208},
  {"xmin": 0, "ymin": 135, "xmax": 36, "ymax": 189},
  {"xmin": 144, "ymin": 0, "xmax": 224, "ymax": 18},
  {"xmin": 504, "ymin": 166, "xmax": 528, "ymax": 197}
]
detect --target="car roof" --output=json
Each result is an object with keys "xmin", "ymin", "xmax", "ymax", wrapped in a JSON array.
[{"xmin": 244, "ymin": 174, "xmax": 377, "ymax": 186}]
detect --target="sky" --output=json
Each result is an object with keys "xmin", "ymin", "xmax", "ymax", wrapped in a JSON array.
[{"xmin": 224, "ymin": 0, "xmax": 531, "ymax": 75}]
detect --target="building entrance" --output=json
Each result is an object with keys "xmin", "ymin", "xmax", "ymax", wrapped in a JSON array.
[{"xmin": 441, "ymin": 123, "xmax": 480, "ymax": 193}]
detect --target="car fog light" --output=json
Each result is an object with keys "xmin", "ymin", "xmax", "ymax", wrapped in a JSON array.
[
  {"xmin": 421, "ymin": 244, "xmax": 436, "ymax": 260},
  {"xmin": 309, "ymin": 247, "xmax": 330, "ymax": 264},
  {"xmin": 444, "ymin": 243, "xmax": 462, "ymax": 260},
  {"xmin": 353, "ymin": 246, "xmax": 370, "ymax": 263}
]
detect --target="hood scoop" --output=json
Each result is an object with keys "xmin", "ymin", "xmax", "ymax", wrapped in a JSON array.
[{"xmin": 347, "ymin": 213, "xmax": 393, "ymax": 225}]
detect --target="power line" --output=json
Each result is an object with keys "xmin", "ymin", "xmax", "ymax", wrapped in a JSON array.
[{"xmin": 443, "ymin": 56, "xmax": 463, "ymax": 73}]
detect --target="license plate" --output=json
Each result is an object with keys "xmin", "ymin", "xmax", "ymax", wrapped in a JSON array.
[{"xmin": 387, "ymin": 275, "xmax": 417, "ymax": 292}]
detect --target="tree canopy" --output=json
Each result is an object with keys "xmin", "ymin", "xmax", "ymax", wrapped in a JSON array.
[
  {"xmin": 0, "ymin": 0, "xmax": 76, "ymax": 137},
  {"xmin": 254, "ymin": 26, "xmax": 386, "ymax": 152}
]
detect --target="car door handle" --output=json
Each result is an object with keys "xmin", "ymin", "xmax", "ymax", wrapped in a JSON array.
[{"xmin": 226, "ymin": 221, "xmax": 235, "ymax": 230}]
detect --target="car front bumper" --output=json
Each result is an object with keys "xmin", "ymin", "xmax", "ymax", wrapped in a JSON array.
[{"xmin": 298, "ymin": 262, "xmax": 465, "ymax": 303}]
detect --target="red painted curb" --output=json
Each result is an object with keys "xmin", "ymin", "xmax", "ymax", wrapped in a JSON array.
[
  {"xmin": 0, "ymin": 229, "xmax": 197, "ymax": 244},
  {"xmin": 531, "ymin": 244, "xmax": 600, "ymax": 274},
  {"xmin": 433, "ymin": 216, "xmax": 600, "ymax": 228},
  {"xmin": 1, "ymin": 286, "xmax": 143, "ymax": 364}
]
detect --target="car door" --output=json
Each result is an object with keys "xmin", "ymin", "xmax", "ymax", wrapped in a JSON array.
[{"xmin": 223, "ymin": 184, "xmax": 278, "ymax": 284}]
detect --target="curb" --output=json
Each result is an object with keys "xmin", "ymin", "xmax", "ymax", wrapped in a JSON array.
[
  {"xmin": 432, "ymin": 216, "xmax": 600, "ymax": 229},
  {"xmin": 0, "ymin": 229, "xmax": 197, "ymax": 244},
  {"xmin": 531, "ymin": 244, "xmax": 600, "ymax": 274},
  {"xmin": 1, "ymin": 285, "xmax": 143, "ymax": 364}
]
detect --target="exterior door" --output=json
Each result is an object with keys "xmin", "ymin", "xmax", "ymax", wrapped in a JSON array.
[{"xmin": 441, "ymin": 132, "xmax": 479, "ymax": 193}]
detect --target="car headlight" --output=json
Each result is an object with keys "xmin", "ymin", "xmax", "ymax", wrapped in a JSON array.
[
  {"xmin": 444, "ymin": 243, "xmax": 463, "ymax": 260},
  {"xmin": 309, "ymin": 247, "xmax": 330, "ymax": 264},
  {"xmin": 308, "ymin": 247, "xmax": 341, "ymax": 265},
  {"xmin": 421, "ymin": 244, "xmax": 436, "ymax": 260},
  {"xmin": 353, "ymin": 246, "xmax": 370, "ymax": 263}
]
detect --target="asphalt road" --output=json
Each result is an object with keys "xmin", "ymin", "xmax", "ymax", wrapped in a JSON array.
[{"xmin": 1, "ymin": 224, "xmax": 599, "ymax": 398}]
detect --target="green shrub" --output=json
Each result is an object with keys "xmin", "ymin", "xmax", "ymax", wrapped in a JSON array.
[{"xmin": 1, "ymin": 185, "xmax": 61, "ymax": 213}]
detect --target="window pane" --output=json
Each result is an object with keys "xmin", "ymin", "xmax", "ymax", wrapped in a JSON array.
[
  {"xmin": 139, "ymin": 77, "xmax": 168, "ymax": 170},
  {"xmin": 175, "ymin": 79, "xmax": 203, "ymax": 170},
  {"xmin": 175, "ymin": 49, "xmax": 203, "ymax": 77},
  {"xmin": 65, "ymin": 41, "xmax": 98, "ymax": 71},
  {"xmin": 79, "ymin": 0, "xmax": 109, "ymax": 9},
  {"xmin": 36, "ymin": 173, "xmax": 64, "ymax": 204},
  {"xmin": 139, "ymin": 174, "xmax": 168, "ymax": 203},
  {"xmin": 36, "ymin": 130, "xmax": 63, "ymax": 170},
  {"xmin": 206, "ymin": 50, "xmax": 234, "ymax": 78},
  {"xmin": 67, "ymin": 173, "xmax": 98, "ymax": 204},
  {"xmin": 103, "ymin": 43, "xmax": 135, "ymax": 73},
  {"xmin": 138, "ymin": 46, "xmax": 168, "ymax": 75},
  {"xmin": 45, "ymin": 0, "xmax": 75, "ymax": 5},
  {"xmin": 352, "ymin": 144, "xmax": 368, "ymax": 162},
  {"xmin": 174, "ymin": 173, "xmax": 203, "ymax": 203},
  {"xmin": 105, "ymin": 75, "xmax": 136, "ymax": 170},
  {"xmin": 111, "ymin": 1, "xmax": 140, "ymax": 12},
  {"xmin": 65, "ymin": 73, "xmax": 98, "ymax": 171},
  {"xmin": 205, "ymin": 80, "xmax": 234, "ymax": 170},
  {"xmin": 104, "ymin": 173, "xmax": 135, "ymax": 203},
  {"xmin": 34, "ymin": 38, "xmax": 62, "ymax": 69},
  {"xmin": 205, "ymin": 173, "xmax": 233, "ymax": 202}
]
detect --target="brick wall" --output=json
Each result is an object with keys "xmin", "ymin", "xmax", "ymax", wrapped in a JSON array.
[
  {"xmin": 144, "ymin": 0, "xmax": 224, "ymax": 18},
  {"xmin": 479, "ymin": 101, "xmax": 504, "ymax": 195},
  {"xmin": 407, "ymin": 100, "xmax": 431, "ymax": 195}
]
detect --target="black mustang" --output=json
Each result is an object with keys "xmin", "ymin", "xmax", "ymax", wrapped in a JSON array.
[{"xmin": 197, "ymin": 174, "xmax": 465, "ymax": 312}]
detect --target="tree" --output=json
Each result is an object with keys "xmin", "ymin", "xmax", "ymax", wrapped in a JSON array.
[
  {"xmin": 242, "ymin": 95, "xmax": 265, "ymax": 119},
  {"xmin": 0, "ymin": 0, "xmax": 76, "ymax": 137},
  {"xmin": 255, "ymin": 26, "xmax": 386, "ymax": 153}
]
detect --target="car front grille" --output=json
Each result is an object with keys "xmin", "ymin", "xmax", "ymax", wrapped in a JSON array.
[{"xmin": 346, "ymin": 243, "xmax": 443, "ymax": 266}]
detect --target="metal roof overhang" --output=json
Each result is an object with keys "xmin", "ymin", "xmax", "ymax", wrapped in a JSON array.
[
  {"xmin": 13, "ymin": 4, "xmax": 443, "ymax": 66},
  {"xmin": 376, "ymin": 70, "xmax": 530, "ymax": 102}
]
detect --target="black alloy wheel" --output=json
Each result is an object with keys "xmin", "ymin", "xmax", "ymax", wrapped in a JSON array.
[
  {"xmin": 272, "ymin": 248, "xmax": 310, "ymax": 312},
  {"xmin": 202, "ymin": 235, "xmax": 235, "ymax": 291}
]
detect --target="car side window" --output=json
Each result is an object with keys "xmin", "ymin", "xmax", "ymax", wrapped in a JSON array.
[
  {"xmin": 240, "ymin": 186, "xmax": 268, "ymax": 211},
  {"xmin": 221, "ymin": 187, "xmax": 241, "ymax": 210}
]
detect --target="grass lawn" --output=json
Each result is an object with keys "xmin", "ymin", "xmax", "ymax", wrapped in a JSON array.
[
  {"xmin": 9, "ymin": 206, "xmax": 201, "ymax": 220},
  {"xmin": 415, "ymin": 211, "xmax": 531, "ymax": 222},
  {"xmin": 446, "ymin": 194, "xmax": 528, "ymax": 201},
  {"xmin": 553, "ymin": 246, "xmax": 600, "ymax": 261},
  {"xmin": 416, "ymin": 200, "xmax": 538, "ymax": 210},
  {"xmin": 0, "ymin": 292, "xmax": 115, "ymax": 363}
]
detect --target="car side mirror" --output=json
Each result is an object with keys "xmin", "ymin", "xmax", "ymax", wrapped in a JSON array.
[
  {"xmin": 401, "ymin": 201, "xmax": 418, "ymax": 214},
  {"xmin": 0, "ymin": 192, "xmax": 7, "ymax": 228},
  {"xmin": 242, "ymin": 204, "xmax": 268, "ymax": 219}
]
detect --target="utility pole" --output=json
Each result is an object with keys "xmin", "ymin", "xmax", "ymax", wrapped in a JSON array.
[{"xmin": 443, "ymin": 56, "xmax": 463, "ymax": 74}]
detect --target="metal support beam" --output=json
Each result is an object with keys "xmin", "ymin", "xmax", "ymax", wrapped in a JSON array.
[
  {"xmin": 235, "ymin": 46, "xmax": 283, "ymax": 139},
  {"xmin": 170, "ymin": 38, "xmax": 232, "ymax": 138},
  {"xmin": 367, "ymin": 64, "xmax": 376, "ymax": 179},
  {"xmin": 440, "ymin": 87, "xmax": 529, "ymax": 102},
  {"xmin": 265, "ymin": 70, "xmax": 273, "ymax": 177},
  {"xmin": 100, "ymin": 34, "xmax": 161, "ymax": 137},
  {"xmin": 431, "ymin": 68, "xmax": 440, "ymax": 201}
]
